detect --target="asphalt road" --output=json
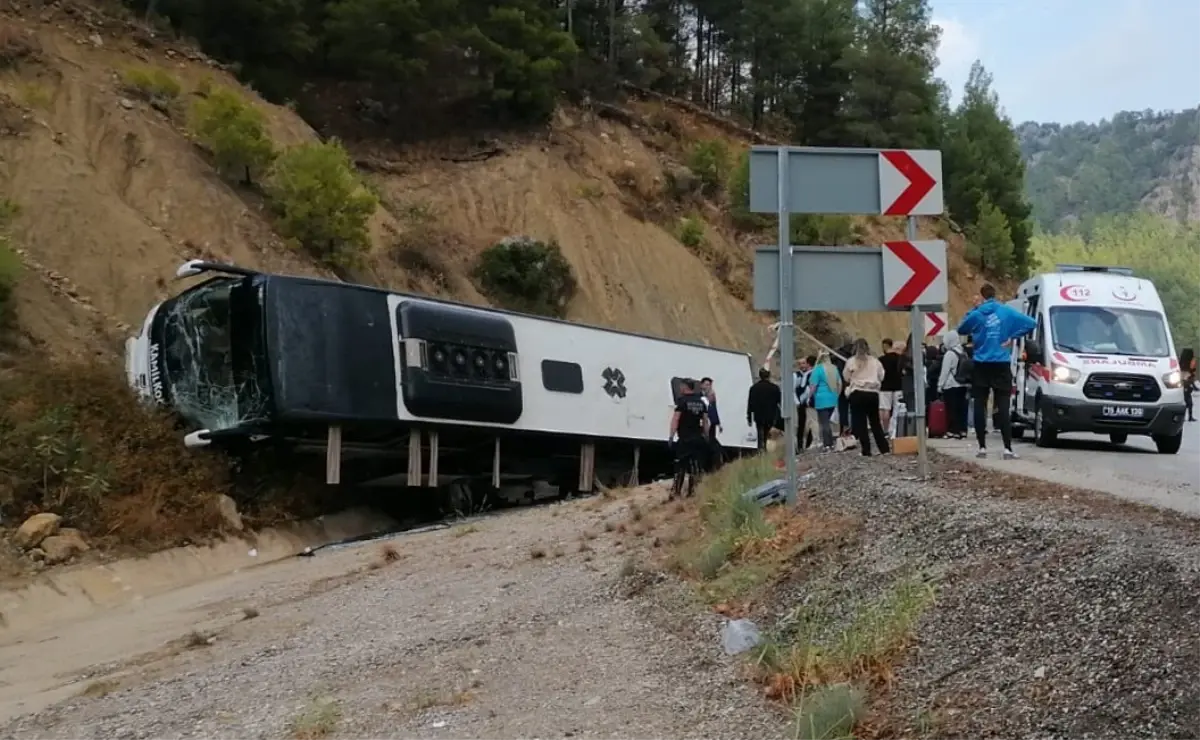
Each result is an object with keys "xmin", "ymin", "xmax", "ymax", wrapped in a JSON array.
[{"xmin": 930, "ymin": 421, "xmax": 1200, "ymax": 518}]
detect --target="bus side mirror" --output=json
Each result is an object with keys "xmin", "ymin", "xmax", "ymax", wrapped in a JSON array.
[{"xmin": 1025, "ymin": 339, "xmax": 1044, "ymax": 364}]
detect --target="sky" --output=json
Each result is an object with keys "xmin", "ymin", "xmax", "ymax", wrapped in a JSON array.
[{"xmin": 930, "ymin": 0, "xmax": 1200, "ymax": 124}]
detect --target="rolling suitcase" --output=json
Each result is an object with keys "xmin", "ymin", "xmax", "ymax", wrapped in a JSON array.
[{"xmin": 928, "ymin": 399, "xmax": 948, "ymax": 438}]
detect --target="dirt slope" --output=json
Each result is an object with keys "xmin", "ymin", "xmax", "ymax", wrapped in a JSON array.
[{"xmin": 0, "ymin": 1, "xmax": 999, "ymax": 367}]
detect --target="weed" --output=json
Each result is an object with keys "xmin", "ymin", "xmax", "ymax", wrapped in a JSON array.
[
  {"xmin": 618, "ymin": 555, "xmax": 638, "ymax": 578},
  {"xmin": 0, "ymin": 199, "xmax": 20, "ymax": 336},
  {"xmin": 78, "ymin": 678, "xmax": 121, "ymax": 698},
  {"xmin": 604, "ymin": 520, "xmax": 616, "ymax": 532},
  {"xmin": 377, "ymin": 543, "xmax": 402, "ymax": 565},
  {"xmin": 688, "ymin": 139, "xmax": 731, "ymax": 196},
  {"xmin": 289, "ymin": 696, "xmax": 341, "ymax": 739},
  {"xmin": 628, "ymin": 502, "xmax": 644, "ymax": 522},
  {"xmin": 453, "ymin": 524, "xmax": 480, "ymax": 538},
  {"xmin": 412, "ymin": 689, "xmax": 472, "ymax": 711},
  {"xmin": 578, "ymin": 540, "xmax": 592, "ymax": 553},
  {"xmin": 550, "ymin": 543, "xmax": 565, "ymax": 558},
  {"xmin": 529, "ymin": 546, "xmax": 547, "ymax": 559},
  {"xmin": 241, "ymin": 607, "xmax": 260, "ymax": 620},
  {"xmin": 184, "ymin": 629, "xmax": 215, "ymax": 648},
  {"xmin": 677, "ymin": 216, "xmax": 705, "ymax": 249},
  {"xmin": 791, "ymin": 683, "xmax": 866, "ymax": 740},
  {"xmin": 16, "ymin": 82, "xmax": 51, "ymax": 109},
  {"xmin": 577, "ymin": 181, "xmax": 605, "ymax": 199},
  {"xmin": 0, "ymin": 358, "xmax": 232, "ymax": 549},
  {"xmin": 757, "ymin": 572, "xmax": 936, "ymax": 691},
  {"xmin": 120, "ymin": 66, "xmax": 181, "ymax": 106}
]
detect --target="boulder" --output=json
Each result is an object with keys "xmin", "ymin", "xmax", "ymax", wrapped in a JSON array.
[
  {"xmin": 40, "ymin": 529, "xmax": 89, "ymax": 565},
  {"xmin": 14, "ymin": 512, "xmax": 62, "ymax": 549}
]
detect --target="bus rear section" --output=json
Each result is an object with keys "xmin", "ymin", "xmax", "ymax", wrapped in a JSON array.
[{"xmin": 1013, "ymin": 266, "xmax": 1186, "ymax": 454}]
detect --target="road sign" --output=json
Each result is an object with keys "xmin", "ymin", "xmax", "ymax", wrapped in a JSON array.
[
  {"xmin": 882, "ymin": 240, "xmax": 948, "ymax": 308},
  {"xmin": 748, "ymin": 145, "xmax": 947, "ymax": 494},
  {"xmin": 754, "ymin": 246, "xmax": 890, "ymax": 312},
  {"xmin": 924, "ymin": 311, "xmax": 948, "ymax": 337},
  {"xmin": 879, "ymin": 150, "xmax": 943, "ymax": 216},
  {"xmin": 748, "ymin": 146, "xmax": 944, "ymax": 216}
]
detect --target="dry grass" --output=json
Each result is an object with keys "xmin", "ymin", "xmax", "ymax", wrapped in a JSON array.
[
  {"xmin": 0, "ymin": 357, "xmax": 233, "ymax": 550},
  {"xmin": 411, "ymin": 688, "xmax": 473, "ymax": 712},
  {"xmin": 753, "ymin": 573, "xmax": 936, "ymax": 709},
  {"xmin": 289, "ymin": 696, "xmax": 341, "ymax": 739},
  {"xmin": 529, "ymin": 545, "xmax": 547, "ymax": 559},
  {"xmin": 78, "ymin": 677, "xmax": 121, "ymax": 698},
  {"xmin": 452, "ymin": 523, "xmax": 480, "ymax": 537}
]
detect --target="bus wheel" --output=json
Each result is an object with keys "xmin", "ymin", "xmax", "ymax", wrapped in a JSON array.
[{"xmin": 1109, "ymin": 433, "xmax": 1128, "ymax": 445}]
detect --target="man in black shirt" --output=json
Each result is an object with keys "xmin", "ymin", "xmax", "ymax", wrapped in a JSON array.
[
  {"xmin": 745, "ymin": 367, "xmax": 781, "ymax": 451},
  {"xmin": 669, "ymin": 378, "xmax": 710, "ymax": 499},
  {"xmin": 878, "ymin": 338, "xmax": 904, "ymax": 437}
]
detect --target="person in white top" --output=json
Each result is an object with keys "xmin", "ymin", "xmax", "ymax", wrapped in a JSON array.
[
  {"xmin": 841, "ymin": 338, "xmax": 891, "ymax": 456},
  {"xmin": 937, "ymin": 332, "xmax": 970, "ymax": 439}
]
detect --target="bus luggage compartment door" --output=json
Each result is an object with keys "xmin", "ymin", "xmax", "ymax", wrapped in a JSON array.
[{"xmin": 393, "ymin": 298, "xmax": 523, "ymax": 425}]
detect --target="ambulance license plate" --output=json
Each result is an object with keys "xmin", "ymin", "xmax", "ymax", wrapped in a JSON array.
[{"xmin": 1102, "ymin": 405, "xmax": 1144, "ymax": 418}]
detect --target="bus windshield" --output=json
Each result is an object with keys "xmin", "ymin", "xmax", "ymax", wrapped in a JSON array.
[
  {"xmin": 159, "ymin": 277, "xmax": 267, "ymax": 430},
  {"xmin": 1048, "ymin": 305, "xmax": 1171, "ymax": 358}
]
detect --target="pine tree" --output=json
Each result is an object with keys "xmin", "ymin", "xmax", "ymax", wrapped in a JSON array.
[
  {"xmin": 841, "ymin": 0, "xmax": 942, "ymax": 148},
  {"xmin": 943, "ymin": 61, "xmax": 1034, "ymax": 276},
  {"xmin": 969, "ymin": 195, "xmax": 1015, "ymax": 276}
]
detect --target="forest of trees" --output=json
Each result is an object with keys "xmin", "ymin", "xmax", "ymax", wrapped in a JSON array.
[
  {"xmin": 1032, "ymin": 214, "xmax": 1200, "ymax": 351},
  {"xmin": 124, "ymin": 0, "xmax": 1036, "ymax": 277},
  {"xmin": 1020, "ymin": 108, "xmax": 1199, "ymax": 233}
]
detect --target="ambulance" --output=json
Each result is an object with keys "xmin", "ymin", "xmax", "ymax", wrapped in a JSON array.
[{"xmin": 1008, "ymin": 264, "xmax": 1186, "ymax": 454}]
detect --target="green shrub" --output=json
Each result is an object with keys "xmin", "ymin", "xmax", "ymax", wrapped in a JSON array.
[
  {"xmin": 266, "ymin": 139, "xmax": 378, "ymax": 268},
  {"xmin": 187, "ymin": 86, "xmax": 276, "ymax": 184},
  {"xmin": 677, "ymin": 216, "xmax": 705, "ymax": 249},
  {"xmin": 688, "ymin": 139, "xmax": 731, "ymax": 196},
  {"xmin": 121, "ymin": 65, "xmax": 182, "ymax": 105},
  {"xmin": 729, "ymin": 150, "xmax": 769, "ymax": 231},
  {"xmin": 474, "ymin": 236, "xmax": 576, "ymax": 318},
  {"xmin": 0, "ymin": 199, "xmax": 20, "ymax": 334}
]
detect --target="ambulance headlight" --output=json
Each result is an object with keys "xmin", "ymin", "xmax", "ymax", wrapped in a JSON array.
[
  {"xmin": 1163, "ymin": 370, "xmax": 1182, "ymax": 389},
  {"xmin": 1051, "ymin": 362, "xmax": 1080, "ymax": 384}
]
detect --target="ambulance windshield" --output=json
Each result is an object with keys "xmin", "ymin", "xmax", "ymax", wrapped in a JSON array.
[{"xmin": 1049, "ymin": 306, "xmax": 1171, "ymax": 358}]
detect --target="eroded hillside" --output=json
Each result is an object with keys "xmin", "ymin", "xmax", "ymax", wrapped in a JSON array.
[{"xmin": 0, "ymin": 0, "xmax": 1000, "ymax": 367}]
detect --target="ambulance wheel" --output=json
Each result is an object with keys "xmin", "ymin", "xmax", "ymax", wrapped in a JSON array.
[
  {"xmin": 1033, "ymin": 401, "xmax": 1057, "ymax": 448},
  {"xmin": 1154, "ymin": 432, "xmax": 1182, "ymax": 455}
]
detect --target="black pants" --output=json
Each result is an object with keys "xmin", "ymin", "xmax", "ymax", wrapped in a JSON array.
[
  {"xmin": 754, "ymin": 420, "xmax": 771, "ymax": 451},
  {"xmin": 942, "ymin": 386, "xmax": 968, "ymax": 435},
  {"xmin": 707, "ymin": 425, "xmax": 724, "ymax": 471},
  {"xmin": 1186, "ymin": 391, "xmax": 1194, "ymax": 420},
  {"xmin": 672, "ymin": 436, "xmax": 707, "ymax": 497},
  {"xmin": 837, "ymin": 393, "xmax": 851, "ymax": 435},
  {"xmin": 796, "ymin": 406, "xmax": 814, "ymax": 449},
  {"xmin": 972, "ymin": 361, "xmax": 1013, "ymax": 449},
  {"xmin": 849, "ymin": 390, "xmax": 890, "ymax": 456}
]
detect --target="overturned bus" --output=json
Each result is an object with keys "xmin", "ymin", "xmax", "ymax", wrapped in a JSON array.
[{"xmin": 125, "ymin": 260, "xmax": 759, "ymax": 499}]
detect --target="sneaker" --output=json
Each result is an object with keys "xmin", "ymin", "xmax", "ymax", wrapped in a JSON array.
[
  {"xmin": 976, "ymin": 447, "xmax": 987, "ymax": 459},
  {"xmin": 1002, "ymin": 448, "xmax": 1018, "ymax": 460}
]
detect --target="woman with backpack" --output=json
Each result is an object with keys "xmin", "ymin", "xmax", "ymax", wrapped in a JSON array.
[{"xmin": 938, "ymin": 332, "xmax": 971, "ymax": 439}]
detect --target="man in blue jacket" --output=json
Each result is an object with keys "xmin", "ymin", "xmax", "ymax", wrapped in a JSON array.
[{"xmin": 956, "ymin": 283, "xmax": 1037, "ymax": 460}]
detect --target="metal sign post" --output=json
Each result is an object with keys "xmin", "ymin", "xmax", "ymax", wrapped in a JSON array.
[
  {"xmin": 906, "ymin": 216, "xmax": 929, "ymax": 480},
  {"xmin": 775, "ymin": 147, "xmax": 798, "ymax": 506},
  {"xmin": 749, "ymin": 145, "xmax": 948, "ymax": 496}
]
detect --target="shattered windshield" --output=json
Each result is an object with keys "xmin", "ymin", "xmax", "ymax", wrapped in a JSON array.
[{"xmin": 160, "ymin": 278, "xmax": 268, "ymax": 430}]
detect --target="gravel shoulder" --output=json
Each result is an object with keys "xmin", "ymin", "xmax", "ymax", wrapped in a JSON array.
[{"xmin": 0, "ymin": 484, "xmax": 789, "ymax": 739}]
